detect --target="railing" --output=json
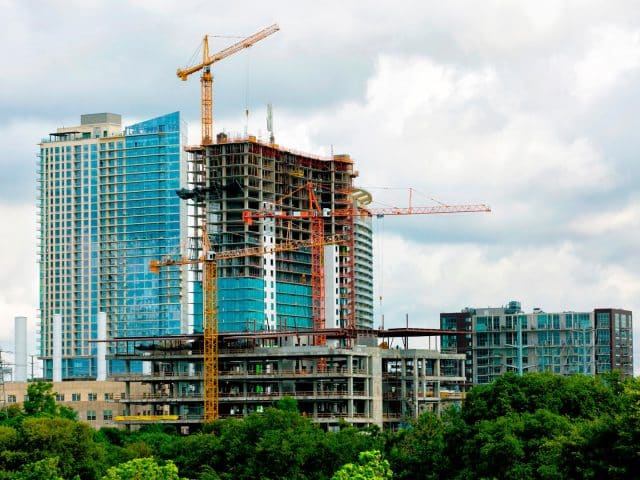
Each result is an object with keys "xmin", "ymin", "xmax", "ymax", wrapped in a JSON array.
[
  {"xmin": 112, "ymin": 371, "xmax": 204, "ymax": 381},
  {"xmin": 123, "ymin": 393, "xmax": 204, "ymax": 401},
  {"xmin": 220, "ymin": 368, "xmax": 369, "ymax": 377},
  {"xmin": 218, "ymin": 390, "xmax": 368, "ymax": 399},
  {"xmin": 382, "ymin": 413, "xmax": 404, "ymax": 419},
  {"xmin": 312, "ymin": 413, "xmax": 370, "ymax": 419}
]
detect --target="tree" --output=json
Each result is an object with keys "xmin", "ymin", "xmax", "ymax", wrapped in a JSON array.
[
  {"xmin": 23, "ymin": 382, "xmax": 57, "ymax": 416},
  {"xmin": 102, "ymin": 458, "xmax": 184, "ymax": 480},
  {"xmin": 387, "ymin": 412, "xmax": 447, "ymax": 480},
  {"xmin": 22, "ymin": 382, "xmax": 76, "ymax": 420},
  {"xmin": 331, "ymin": 450, "xmax": 392, "ymax": 480},
  {"xmin": 10, "ymin": 457, "xmax": 64, "ymax": 480},
  {"xmin": 275, "ymin": 396, "xmax": 299, "ymax": 412},
  {"xmin": 21, "ymin": 417, "xmax": 104, "ymax": 479}
]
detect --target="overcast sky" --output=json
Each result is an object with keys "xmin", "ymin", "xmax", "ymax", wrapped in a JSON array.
[{"xmin": 1, "ymin": 0, "xmax": 639, "ymax": 374}]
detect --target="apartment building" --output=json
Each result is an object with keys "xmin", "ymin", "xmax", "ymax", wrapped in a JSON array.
[
  {"xmin": 37, "ymin": 112, "xmax": 188, "ymax": 379},
  {"xmin": 441, "ymin": 301, "xmax": 633, "ymax": 385}
]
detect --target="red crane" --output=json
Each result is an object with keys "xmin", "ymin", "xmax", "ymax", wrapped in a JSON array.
[{"xmin": 243, "ymin": 181, "xmax": 491, "ymax": 338}]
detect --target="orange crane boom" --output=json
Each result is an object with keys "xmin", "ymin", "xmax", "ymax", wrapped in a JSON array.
[
  {"xmin": 150, "ymin": 227, "xmax": 345, "ymax": 421},
  {"xmin": 177, "ymin": 23, "xmax": 280, "ymax": 145}
]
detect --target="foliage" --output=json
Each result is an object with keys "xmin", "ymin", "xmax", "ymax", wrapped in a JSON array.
[
  {"xmin": 331, "ymin": 450, "xmax": 392, "ymax": 480},
  {"xmin": 462, "ymin": 372, "xmax": 621, "ymax": 424},
  {"xmin": 22, "ymin": 382, "xmax": 76, "ymax": 420},
  {"xmin": 386, "ymin": 412, "xmax": 447, "ymax": 480},
  {"xmin": 0, "ymin": 372, "xmax": 636, "ymax": 480},
  {"xmin": 20, "ymin": 416, "xmax": 105, "ymax": 479},
  {"xmin": 10, "ymin": 456, "xmax": 64, "ymax": 480},
  {"xmin": 102, "ymin": 458, "xmax": 184, "ymax": 480},
  {"xmin": 275, "ymin": 396, "xmax": 299, "ymax": 412}
]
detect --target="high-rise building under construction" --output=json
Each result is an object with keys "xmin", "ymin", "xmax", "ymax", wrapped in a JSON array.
[
  {"xmin": 37, "ymin": 112, "xmax": 188, "ymax": 379},
  {"xmin": 185, "ymin": 133, "xmax": 374, "ymax": 335}
]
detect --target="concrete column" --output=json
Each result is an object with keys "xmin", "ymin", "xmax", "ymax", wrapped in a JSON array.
[
  {"xmin": 324, "ymin": 244, "xmax": 340, "ymax": 334},
  {"xmin": 413, "ymin": 355, "xmax": 419, "ymax": 418},
  {"xmin": 348, "ymin": 354, "xmax": 354, "ymax": 416},
  {"xmin": 97, "ymin": 312, "xmax": 107, "ymax": 381},
  {"xmin": 400, "ymin": 359, "xmax": 407, "ymax": 417},
  {"xmin": 14, "ymin": 316, "xmax": 27, "ymax": 382},
  {"xmin": 52, "ymin": 313, "xmax": 62, "ymax": 382},
  {"xmin": 262, "ymin": 204, "xmax": 276, "ymax": 330},
  {"xmin": 371, "ymin": 351, "xmax": 383, "ymax": 428}
]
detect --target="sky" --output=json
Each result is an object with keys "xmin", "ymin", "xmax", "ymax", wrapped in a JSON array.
[{"xmin": 1, "ymin": 0, "xmax": 640, "ymax": 374}]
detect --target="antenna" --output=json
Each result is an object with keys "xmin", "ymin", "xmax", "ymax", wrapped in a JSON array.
[{"xmin": 267, "ymin": 103, "xmax": 274, "ymax": 144}]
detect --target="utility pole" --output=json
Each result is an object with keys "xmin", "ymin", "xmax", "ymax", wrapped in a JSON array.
[
  {"xmin": 29, "ymin": 355, "xmax": 37, "ymax": 381},
  {"xmin": 0, "ymin": 349, "xmax": 8, "ymax": 414}
]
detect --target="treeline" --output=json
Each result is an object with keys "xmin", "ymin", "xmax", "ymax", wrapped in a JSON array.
[{"xmin": 1, "ymin": 372, "xmax": 639, "ymax": 479}]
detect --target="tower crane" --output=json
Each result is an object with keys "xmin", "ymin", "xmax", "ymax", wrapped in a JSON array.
[
  {"xmin": 242, "ymin": 181, "xmax": 491, "ymax": 335},
  {"xmin": 243, "ymin": 183, "xmax": 328, "ymax": 345},
  {"xmin": 177, "ymin": 23, "xmax": 280, "ymax": 145},
  {"xmin": 150, "ymin": 223, "xmax": 345, "ymax": 422}
]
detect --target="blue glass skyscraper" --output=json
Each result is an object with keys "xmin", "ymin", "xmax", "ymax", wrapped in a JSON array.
[{"xmin": 38, "ymin": 112, "xmax": 188, "ymax": 379}]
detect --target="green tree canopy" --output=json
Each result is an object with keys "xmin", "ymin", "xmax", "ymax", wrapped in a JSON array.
[
  {"xmin": 331, "ymin": 450, "xmax": 392, "ymax": 480},
  {"xmin": 22, "ymin": 382, "xmax": 76, "ymax": 420},
  {"xmin": 102, "ymin": 457, "xmax": 184, "ymax": 480},
  {"xmin": 10, "ymin": 456, "xmax": 64, "ymax": 480}
]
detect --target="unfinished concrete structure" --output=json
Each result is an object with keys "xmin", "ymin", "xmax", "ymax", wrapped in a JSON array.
[
  {"xmin": 183, "ymin": 135, "xmax": 374, "ymax": 334},
  {"xmin": 107, "ymin": 333, "xmax": 465, "ymax": 431}
]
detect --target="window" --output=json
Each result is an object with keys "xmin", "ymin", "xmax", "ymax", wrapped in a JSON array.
[
  {"xmin": 87, "ymin": 410, "xmax": 96, "ymax": 421},
  {"xmin": 104, "ymin": 393, "xmax": 114, "ymax": 401},
  {"xmin": 597, "ymin": 313, "xmax": 610, "ymax": 328},
  {"xmin": 55, "ymin": 394, "xmax": 65, "ymax": 402},
  {"xmin": 103, "ymin": 410, "xmax": 113, "ymax": 421},
  {"xmin": 72, "ymin": 393, "xmax": 81, "ymax": 402},
  {"xmin": 88, "ymin": 393, "xmax": 97, "ymax": 401},
  {"xmin": 7, "ymin": 395, "xmax": 16, "ymax": 403}
]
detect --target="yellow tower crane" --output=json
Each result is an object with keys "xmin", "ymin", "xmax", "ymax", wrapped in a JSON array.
[
  {"xmin": 177, "ymin": 23, "xmax": 280, "ymax": 145},
  {"xmin": 150, "ymin": 225, "xmax": 345, "ymax": 422}
]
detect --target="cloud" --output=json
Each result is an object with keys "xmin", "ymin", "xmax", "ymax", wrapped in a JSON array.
[
  {"xmin": 573, "ymin": 26, "xmax": 640, "ymax": 104},
  {"xmin": 377, "ymin": 233, "xmax": 640, "ymax": 323},
  {"xmin": 263, "ymin": 54, "xmax": 616, "ymax": 250},
  {"xmin": 569, "ymin": 201, "xmax": 640, "ymax": 236},
  {"xmin": 0, "ymin": 203, "xmax": 38, "ymax": 360}
]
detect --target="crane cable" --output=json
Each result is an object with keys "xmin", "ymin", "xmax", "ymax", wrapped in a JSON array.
[
  {"xmin": 244, "ymin": 46, "xmax": 252, "ymax": 136},
  {"xmin": 375, "ymin": 216, "xmax": 385, "ymax": 328}
]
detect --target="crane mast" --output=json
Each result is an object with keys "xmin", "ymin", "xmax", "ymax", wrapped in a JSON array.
[{"xmin": 177, "ymin": 23, "xmax": 280, "ymax": 145}]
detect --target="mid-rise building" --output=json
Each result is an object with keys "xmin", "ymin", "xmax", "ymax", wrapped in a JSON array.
[
  {"xmin": 4, "ymin": 381, "xmax": 150, "ymax": 429},
  {"xmin": 37, "ymin": 112, "xmax": 188, "ymax": 379},
  {"xmin": 441, "ymin": 301, "xmax": 633, "ymax": 385},
  {"xmin": 106, "ymin": 333, "xmax": 466, "ymax": 431}
]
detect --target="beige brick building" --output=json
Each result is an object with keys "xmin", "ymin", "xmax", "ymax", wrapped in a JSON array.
[{"xmin": 3, "ymin": 381, "xmax": 150, "ymax": 429}]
